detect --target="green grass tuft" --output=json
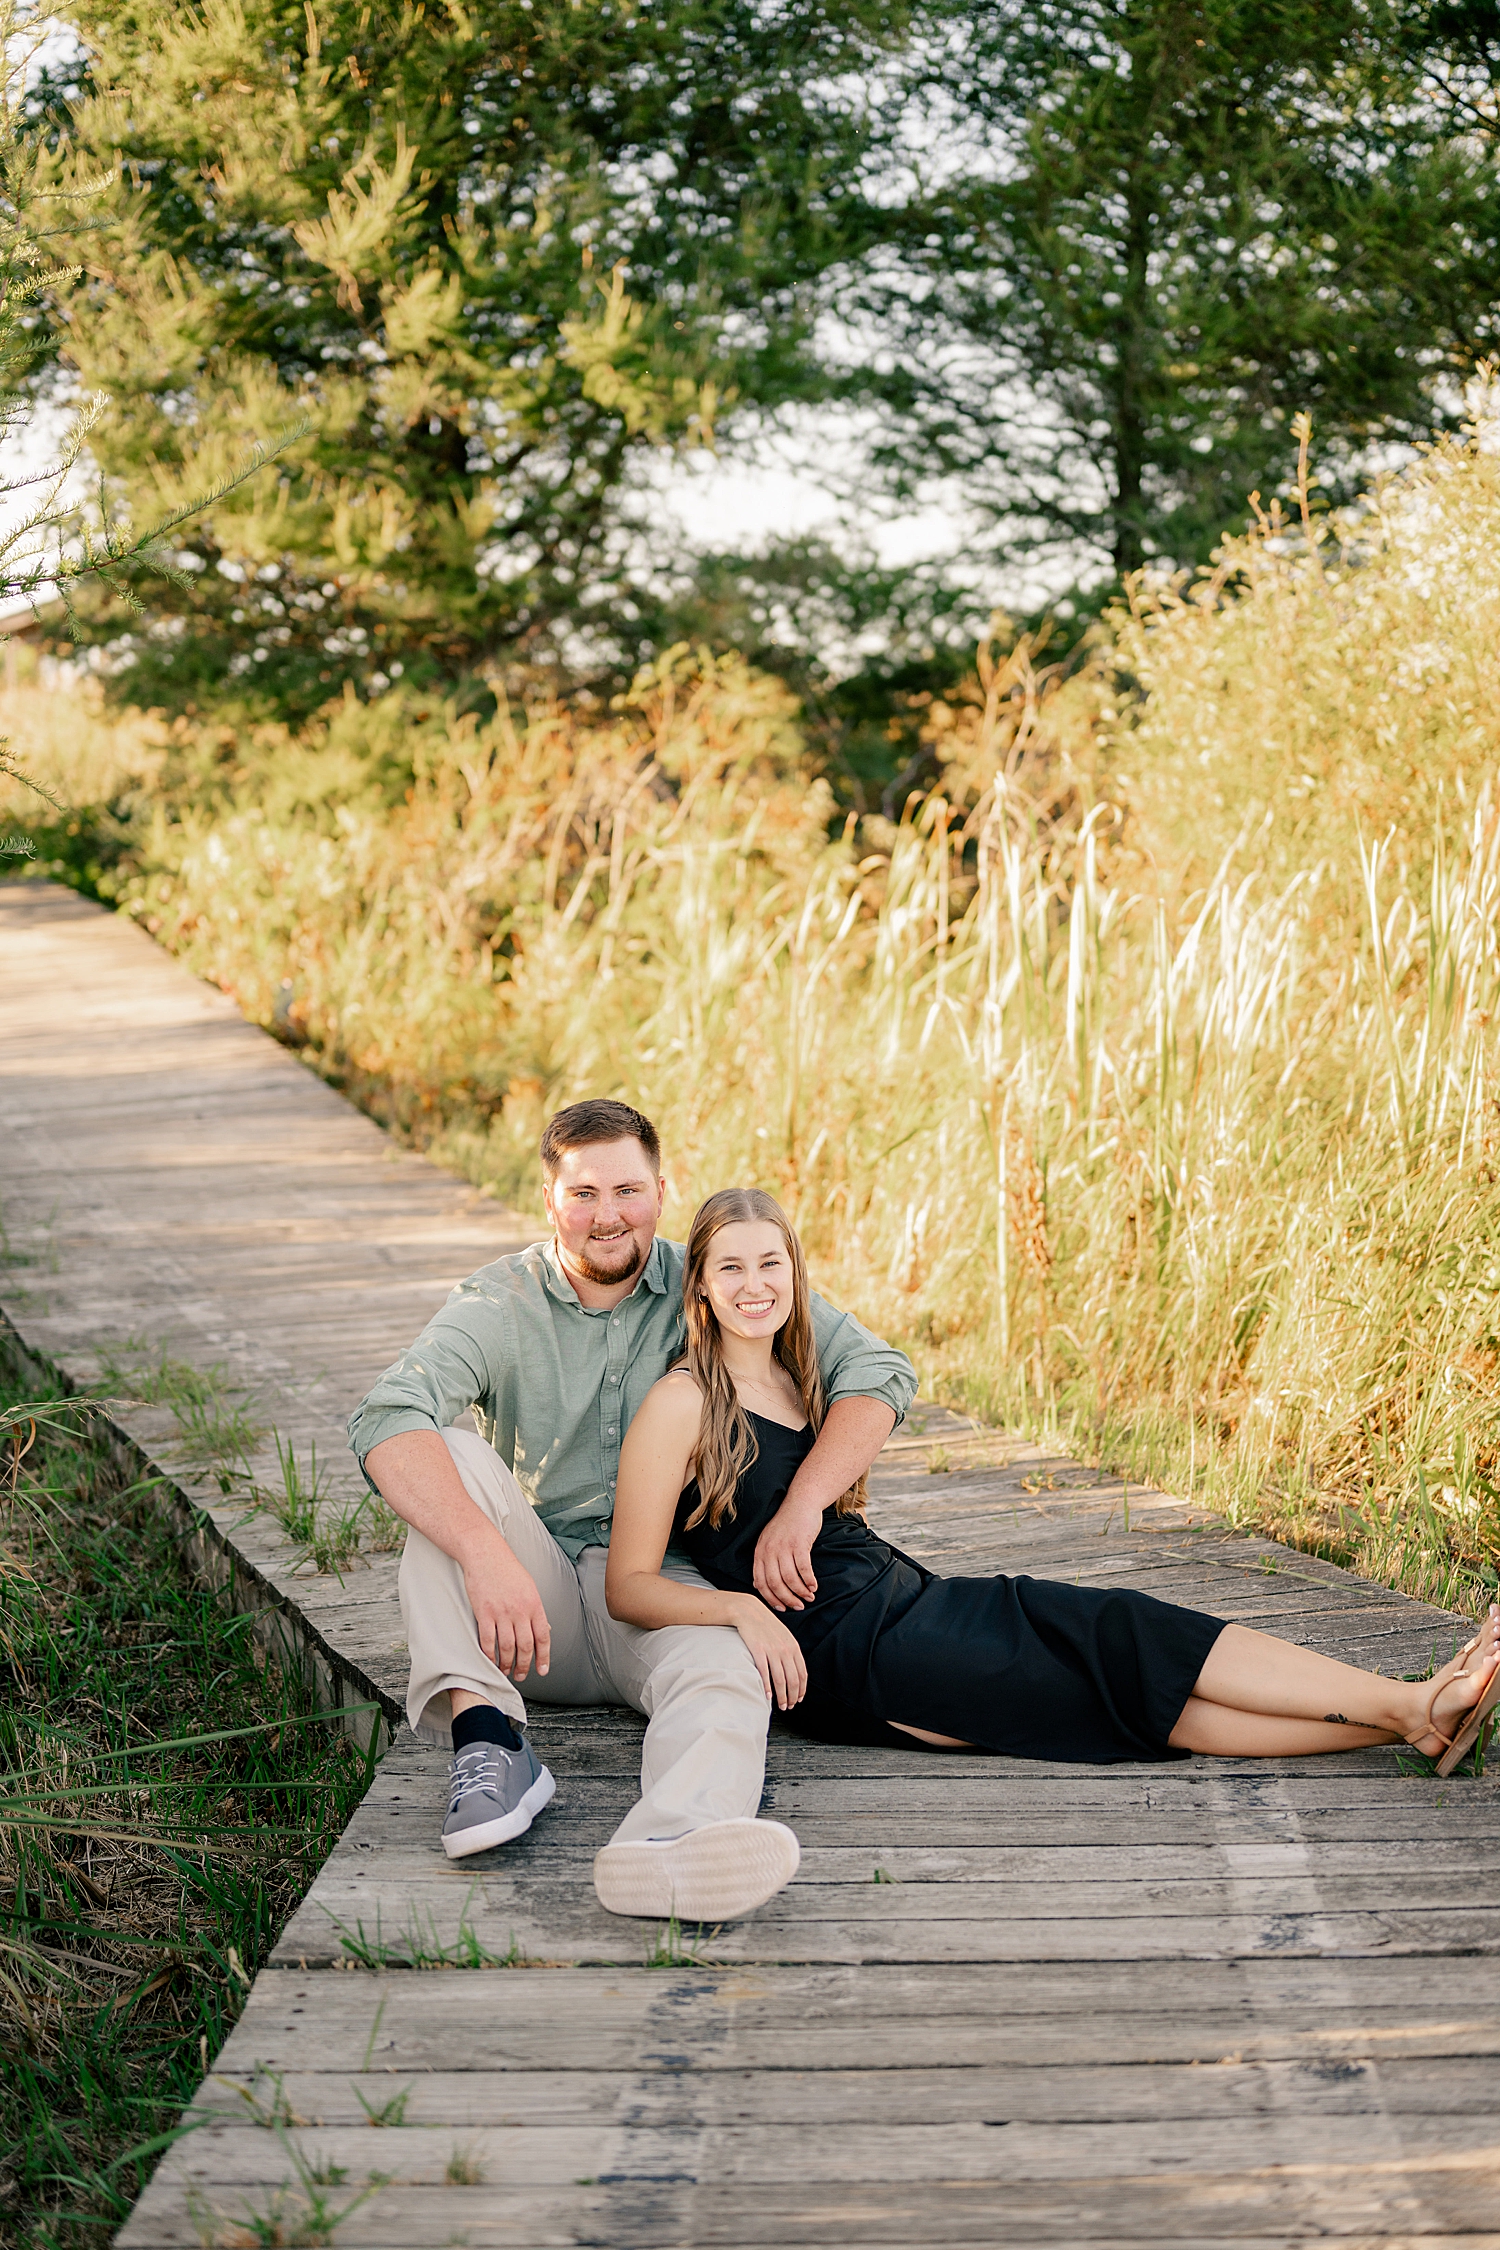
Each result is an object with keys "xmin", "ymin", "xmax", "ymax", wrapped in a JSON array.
[
  {"xmin": 642, "ymin": 1911, "xmax": 722, "ymax": 1969},
  {"xmin": 322, "ymin": 1888, "xmax": 521, "ymax": 1972},
  {"xmin": 0, "ymin": 1372, "xmax": 370, "ymax": 2244}
]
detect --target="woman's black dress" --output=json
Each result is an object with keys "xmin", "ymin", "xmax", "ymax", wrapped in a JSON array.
[{"xmin": 675, "ymin": 1413, "xmax": 1225, "ymax": 1763}]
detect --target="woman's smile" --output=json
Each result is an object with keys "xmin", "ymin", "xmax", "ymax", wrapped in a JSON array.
[{"xmin": 701, "ymin": 1218, "xmax": 797, "ymax": 1338}]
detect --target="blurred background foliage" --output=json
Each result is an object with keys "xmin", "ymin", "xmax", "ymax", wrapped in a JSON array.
[
  {"xmin": 29, "ymin": 0, "xmax": 907, "ymax": 722},
  {"xmin": 9, "ymin": 0, "xmax": 1499, "ymax": 764}
]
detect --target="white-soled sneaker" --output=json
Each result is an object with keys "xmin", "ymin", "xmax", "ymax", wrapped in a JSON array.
[
  {"xmin": 441, "ymin": 1736, "xmax": 556, "ymax": 1859},
  {"xmin": 592, "ymin": 1816, "xmax": 800, "ymax": 1920}
]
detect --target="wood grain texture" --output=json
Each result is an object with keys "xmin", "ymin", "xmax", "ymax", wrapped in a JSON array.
[{"xmin": 1, "ymin": 883, "xmax": 1495, "ymax": 2249}]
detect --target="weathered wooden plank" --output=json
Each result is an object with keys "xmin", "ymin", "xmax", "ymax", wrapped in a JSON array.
[
  {"xmin": 215, "ymin": 1956, "xmax": 1500, "ymax": 2061},
  {"xmin": 281, "ymin": 1837, "xmax": 1500, "ymax": 1886},
  {"xmin": 120, "ymin": 2205, "xmax": 1500, "ymax": 2250},
  {"xmin": 206, "ymin": 2017, "xmax": 1500, "ymax": 2075},
  {"xmin": 109, "ymin": 2119, "xmax": 1500, "ymax": 2250},
  {"xmin": 199, "ymin": 2025, "xmax": 1500, "ymax": 2070},
  {"xmin": 121, "ymin": 2110, "xmax": 1500, "ymax": 2188},
  {"xmin": 461, "ymin": 1765, "xmax": 1465, "ymax": 1811},
  {"xmin": 755, "ymin": 1771, "xmax": 1492, "ymax": 1806},
  {"xmin": 772, "ymin": 1816, "xmax": 1500, "ymax": 1858},
  {"xmin": 326, "ymin": 1767, "xmax": 1500, "ymax": 1848},
  {"xmin": 282, "ymin": 1870, "xmax": 1500, "ymax": 1933},
  {"xmin": 273, "ymin": 1900, "xmax": 1500, "ymax": 1968},
  {"xmin": 188, "ymin": 2055, "xmax": 1493, "ymax": 2128},
  {"xmin": 360, "ymin": 1734, "xmax": 1479, "ymax": 1792}
]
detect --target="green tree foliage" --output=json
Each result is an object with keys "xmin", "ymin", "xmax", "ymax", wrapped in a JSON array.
[
  {"xmin": 852, "ymin": 0, "xmax": 1500, "ymax": 582},
  {"xmin": 37, "ymin": 0, "xmax": 898, "ymax": 715},
  {"xmin": 26, "ymin": 0, "xmax": 1500, "ymax": 723},
  {"xmin": 0, "ymin": 8, "xmax": 280, "ymax": 621},
  {"xmin": 1400, "ymin": 1, "xmax": 1500, "ymax": 142},
  {"xmin": 0, "ymin": 4, "xmax": 287, "ymax": 822}
]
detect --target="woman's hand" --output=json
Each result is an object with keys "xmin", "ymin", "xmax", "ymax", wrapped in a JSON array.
[{"xmin": 728, "ymin": 1594, "xmax": 808, "ymax": 1711}]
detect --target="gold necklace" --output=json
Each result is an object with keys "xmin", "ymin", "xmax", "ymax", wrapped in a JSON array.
[{"xmin": 738, "ymin": 1371, "xmax": 795, "ymax": 1406}]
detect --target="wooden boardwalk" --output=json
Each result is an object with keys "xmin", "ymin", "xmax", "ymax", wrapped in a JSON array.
[{"xmin": 2, "ymin": 880, "xmax": 1497, "ymax": 2249}]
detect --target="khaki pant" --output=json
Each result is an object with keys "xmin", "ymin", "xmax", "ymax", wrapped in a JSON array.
[{"xmin": 399, "ymin": 1428, "xmax": 770, "ymax": 1846}]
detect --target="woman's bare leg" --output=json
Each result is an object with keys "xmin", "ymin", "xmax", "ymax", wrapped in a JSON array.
[
  {"xmin": 1169, "ymin": 1609, "xmax": 1500, "ymax": 1757},
  {"xmin": 1170, "ymin": 1697, "xmax": 1395, "ymax": 1757},
  {"xmin": 889, "ymin": 1720, "xmax": 973, "ymax": 1749}
]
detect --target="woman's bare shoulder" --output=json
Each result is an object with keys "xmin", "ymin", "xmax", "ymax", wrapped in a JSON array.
[{"xmin": 635, "ymin": 1366, "xmax": 704, "ymax": 1435}]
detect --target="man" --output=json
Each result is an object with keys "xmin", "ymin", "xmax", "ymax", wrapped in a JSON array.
[{"xmin": 348, "ymin": 1097, "xmax": 915, "ymax": 1924}]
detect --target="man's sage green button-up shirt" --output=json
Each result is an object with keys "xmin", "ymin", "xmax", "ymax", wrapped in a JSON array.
[{"xmin": 347, "ymin": 1235, "xmax": 917, "ymax": 1560}]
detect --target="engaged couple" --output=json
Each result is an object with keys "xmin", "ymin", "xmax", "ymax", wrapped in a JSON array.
[{"xmin": 349, "ymin": 1098, "xmax": 1500, "ymax": 1925}]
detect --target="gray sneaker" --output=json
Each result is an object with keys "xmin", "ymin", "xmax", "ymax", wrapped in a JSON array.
[{"xmin": 441, "ymin": 1736, "xmax": 556, "ymax": 1859}]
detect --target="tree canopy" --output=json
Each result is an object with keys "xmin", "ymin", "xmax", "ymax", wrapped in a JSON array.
[
  {"xmin": 851, "ymin": 0, "xmax": 1500, "ymax": 584},
  {"xmin": 27, "ymin": 0, "xmax": 1500, "ymax": 718},
  {"xmin": 38, "ymin": 0, "xmax": 898, "ymax": 713}
]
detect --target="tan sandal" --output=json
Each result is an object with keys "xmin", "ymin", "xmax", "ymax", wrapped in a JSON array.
[
  {"xmin": 1405, "ymin": 1675, "xmax": 1459, "ymax": 1762},
  {"xmin": 1405, "ymin": 1611, "xmax": 1500, "ymax": 1770},
  {"xmin": 1435, "ymin": 1661, "xmax": 1500, "ymax": 1779}
]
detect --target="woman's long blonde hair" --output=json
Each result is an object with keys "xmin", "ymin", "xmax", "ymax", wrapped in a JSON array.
[{"xmin": 680, "ymin": 1187, "xmax": 867, "ymax": 1532}]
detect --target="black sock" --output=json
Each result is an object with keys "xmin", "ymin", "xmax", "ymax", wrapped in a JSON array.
[{"xmin": 451, "ymin": 1705, "xmax": 523, "ymax": 1755}]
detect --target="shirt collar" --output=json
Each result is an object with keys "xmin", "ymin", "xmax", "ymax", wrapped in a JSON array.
[
  {"xmin": 641, "ymin": 1236, "xmax": 669, "ymax": 1295},
  {"xmin": 540, "ymin": 1233, "xmax": 670, "ymax": 1305}
]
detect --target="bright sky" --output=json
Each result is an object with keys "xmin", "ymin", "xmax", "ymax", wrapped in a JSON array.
[{"xmin": 633, "ymin": 404, "xmax": 1078, "ymax": 639}]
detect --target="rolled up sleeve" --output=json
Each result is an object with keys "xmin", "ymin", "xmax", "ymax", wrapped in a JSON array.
[
  {"xmin": 809, "ymin": 1294, "xmax": 917, "ymax": 1425},
  {"xmin": 346, "ymin": 1296, "xmax": 504, "ymax": 1476}
]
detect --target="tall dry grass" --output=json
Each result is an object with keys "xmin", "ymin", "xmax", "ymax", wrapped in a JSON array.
[{"xmin": 7, "ymin": 407, "xmax": 1500, "ymax": 1607}]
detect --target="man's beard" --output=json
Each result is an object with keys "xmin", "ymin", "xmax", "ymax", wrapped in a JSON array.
[{"xmin": 572, "ymin": 1232, "xmax": 644, "ymax": 1286}]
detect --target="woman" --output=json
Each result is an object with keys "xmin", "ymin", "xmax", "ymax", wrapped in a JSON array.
[{"xmin": 607, "ymin": 1188, "xmax": 1500, "ymax": 1772}]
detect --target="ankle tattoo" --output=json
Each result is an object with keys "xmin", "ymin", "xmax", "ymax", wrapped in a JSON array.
[{"xmin": 1323, "ymin": 1712, "xmax": 1350, "ymax": 1725}]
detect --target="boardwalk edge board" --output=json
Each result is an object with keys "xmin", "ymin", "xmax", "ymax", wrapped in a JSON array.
[{"xmin": 0, "ymin": 1302, "xmax": 401, "ymax": 1752}]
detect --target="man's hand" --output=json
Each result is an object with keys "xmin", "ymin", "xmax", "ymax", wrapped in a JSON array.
[
  {"xmin": 752, "ymin": 1493, "xmax": 824, "ymax": 1612},
  {"xmin": 363, "ymin": 1429, "xmax": 553, "ymax": 1684},
  {"xmin": 751, "ymin": 1396, "xmax": 896, "ymax": 1610},
  {"xmin": 461, "ymin": 1521, "xmax": 552, "ymax": 1683}
]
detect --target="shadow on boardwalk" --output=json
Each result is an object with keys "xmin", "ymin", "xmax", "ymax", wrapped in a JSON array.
[{"xmin": 2, "ymin": 882, "xmax": 1496, "ymax": 2249}]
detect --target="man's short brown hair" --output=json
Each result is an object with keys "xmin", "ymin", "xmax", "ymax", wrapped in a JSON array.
[{"xmin": 539, "ymin": 1099, "xmax": 661, "ymax": 1179}]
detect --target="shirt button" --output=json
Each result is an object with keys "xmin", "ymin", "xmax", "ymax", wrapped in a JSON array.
[{"xmin": 606, "ymin": 1425, "xmax": 617, "ymax": 1437}]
